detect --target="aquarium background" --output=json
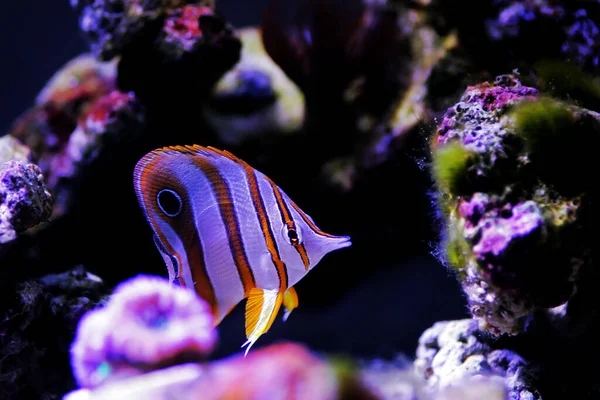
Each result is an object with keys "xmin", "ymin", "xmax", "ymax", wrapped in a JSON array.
[{"xmin": 0, "ymin": 0, "xmax": 468, "ymax": 361}]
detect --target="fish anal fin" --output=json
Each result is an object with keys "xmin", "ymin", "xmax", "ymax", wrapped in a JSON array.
[
  {"xmin": 283, "ymin": 287, "xmax": 299, "ymax": 322},
  {"xmin": 242, "ymin": 288, "xmax": 283, "ymax": 356}
]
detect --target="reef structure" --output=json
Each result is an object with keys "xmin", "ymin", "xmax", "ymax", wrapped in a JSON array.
[
  {"xmin": 423, "ymin": 68, "xmax": 599, "ymax": 397},
  {"xmin": 430, "ymin": 72, "xmax": 595, "ymax": 335}
]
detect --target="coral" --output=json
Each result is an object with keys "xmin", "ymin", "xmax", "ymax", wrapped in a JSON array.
[
  {"xmin": 561, "ymin": 8, "xmax": 600, "ymax": 72},
  {"xmin": 11, "ymin": 54, "xmax": 118, "ymax": 161},
  {"xmin": 117, "ymin": 4, "xmax": 241, "ymax": 106},
  {"xmin": 430, "ymin": 73, "xmax": 594, "ymax": 335},
  {"xmin": 0, "ymin": 135, "xmax": 31, "ymax": 165},
  {"xmin": 427, "ymin": 0, "xmax": 600, "ymax": 74},
  {"xmin": 414, "ymin": 319, "xmax": 539, "ymax": 400},
  {"xmin": 6, "ymin": 0, "xmax": 600, "ymax": 398},
  {"xmin": 70, "ymin": 275, "xmax": 216, "ymax": 389},
  {"xmin": 46, "ymin": 90, "xmax": 145, "ymax": 216},
  {"xmin": 202, "ymin": 27, "xmax": 306, "ymax": 146},
  {"xmin": 70, "ymin": 0, "xmax": 215, "ymax": 61},
  {"xmin": 0, "ymin": 266, "xmax": 108, "ymax": 399},
  {"xmin": 66, "ymin": 342, "xmax": 380, "ymax": 400},
  {"xmin": 188, "ymin": 343, "xmax": 377, "ymax": 400},
  {"xmin": 0, "ymin": 161, "xmax": 53, "ymax": 245},
  {"xmin": 431, "ymin": 376, "xmax": 508, "ymax": 400},
  {"xmin": 10, "ymin": 53, "xmax": 144, "ymax": 220},
  {"xmin": 415, "ymin": 306, "xmax": 600, "ymax": 399}
]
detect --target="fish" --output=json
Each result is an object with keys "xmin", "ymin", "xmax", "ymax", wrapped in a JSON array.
[{"xmin": 133, "ymin": 145, "xmax": 351, "ymax": 355}]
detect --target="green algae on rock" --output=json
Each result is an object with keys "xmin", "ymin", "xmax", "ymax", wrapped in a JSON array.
[{"xmin": 430, "ymin": 73, "xmax": 595, "ymax": 336}]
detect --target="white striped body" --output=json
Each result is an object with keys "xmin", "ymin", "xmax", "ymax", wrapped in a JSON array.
[{"xmin": 133, "ymin": 145, "xmax": 351, "ymax": 353}]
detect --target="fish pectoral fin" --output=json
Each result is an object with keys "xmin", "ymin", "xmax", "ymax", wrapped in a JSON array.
[
  {"xmin": 282, "ymin": 287, "xmax": 299, "ymax": 322},
  {"xmin": 242, "ymin": 288, "xmax": 283, "ymax": 357}
]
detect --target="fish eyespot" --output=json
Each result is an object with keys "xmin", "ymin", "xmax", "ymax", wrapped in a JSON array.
[
  {"xmin": 157, "ymin": 189, "xmax": 182, "ymax": 217},
  {"xmin": 282, "ymin": 224, "xmax": 302, "ymax": 245}
]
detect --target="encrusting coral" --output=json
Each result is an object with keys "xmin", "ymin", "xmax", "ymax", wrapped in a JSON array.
[
  {"xmin": 66, "ymin": 276, "xmax": 514, "ymax": 400},
  {"xmin": 9, "ymin": 53, "xmax": 145, "ymax": 220},
  {"xmin": 70, "ymin": 275, "xmax": 217, "ymax": 388},
  {"xmin": 414, "ymin": 319, "xmax": 539, "ymax": 400},
  {"xmin": 66, "ymin": 275, "xmax": 385, "ymax": 400},
  {"xmin": 3, "ymin": 0, "xmax": 600, "ymax": 399},
  {"xmin": 116, "ymin": 4, "xmax": 242, "ymax": 107},
  {"xmin": 0, "ymin": 134, "xmax": 53, "ymax": 248},
  {"xmin": 430, "ymin": 73, "xmax": 594, "ymax": 336},
  {"xmin": 422, "ymin": 60, "xmax": 599, "ymax": 397}
]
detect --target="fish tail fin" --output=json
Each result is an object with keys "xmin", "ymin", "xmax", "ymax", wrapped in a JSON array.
[
  {"xmin": 282, "ymin": 286, "xmax": 299, "ymax": 322},
  {"xmin": 242, "ymin": 288, "xmax": 283, "ymax": 357}
]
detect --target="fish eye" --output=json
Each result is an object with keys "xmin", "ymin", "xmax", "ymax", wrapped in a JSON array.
[
  {"xmin": 282, "ymin": 224, "xmax": 302, "ymax": 245},
  {"xmin": 157, "ymin": 189, "xmax": 182, "ymax": 217}
]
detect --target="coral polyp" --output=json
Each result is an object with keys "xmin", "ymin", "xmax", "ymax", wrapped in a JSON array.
[
  {"xmin": 70, "ymin": 275, "xmax": 216, "ymax": 388},
  {"xmin": 1, "ymin": 0, "xmax": 600, "ymax": 398}
]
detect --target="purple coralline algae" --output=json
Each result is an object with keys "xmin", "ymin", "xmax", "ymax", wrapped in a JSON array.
[
  {"xmin": 428, "ymin": 0, "xmax": 600, "ymax": 74},
  {"xmin": 0, "ymin": 134, "xmax": 52, "ymax": 248},
  {"xmin": 9, "ymin": 54, "xmax": 144, "ymax": 220},
  {"xmin": 414, "ymin": 319, "xmax": 539, "ymax": 400},
  {"xmin": 116, "ymin": 4, "xmax": 241, "ymax": 105},
  {"xmin": 3, "ymin": 0, "xmax": 600, "ymax": 398},
  {"xmin": 70, "ymin": 275, "xmax": 216, "ymax": 388},
  {"xmin": 0, "ymin": 159, "xmax": 53, "ymax": 245},
  {"xmin": 430, "ymin": 73, "xmax": 595, "ymax": 336},
  {"xmin": 424, "ymin": 63, "xmax": 600, "ymax": 398},
  {"xmin": 70, "ymin": 0, "xmax": 214, "ymax": 61}
]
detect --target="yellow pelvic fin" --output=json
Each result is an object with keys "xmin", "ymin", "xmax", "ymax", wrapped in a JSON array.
[
  {"xmin": 242, "ymin": 288, "xmax": 283, "ymax": 357},
  {"xmin": 282, "ymin": 287, "xmax": 299, "ymax": 322}
]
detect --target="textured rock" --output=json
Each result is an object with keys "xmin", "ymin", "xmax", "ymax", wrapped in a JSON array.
[
  {"xmin": 202, "ymin": 27, "xmax": 305, "ymax": 146},
  {"xmin": 10, "ymin": 53, "xmax": 144, "ymax": 220},
  {"xmin": 414, "ymin": 320, "xmax": 539, "ymax": 400},
  {"xmin": 0, "ymin": 161, "xmax": 53, "ymax": 244},
  {"xmin": 0, "ymin": 266, "xmax": 108, "ymax": 399},
  {"xmin": 430, "ymin": 73, "xmax": 595, "ymax": 335}
]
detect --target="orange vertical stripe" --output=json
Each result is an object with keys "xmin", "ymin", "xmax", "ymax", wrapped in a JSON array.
[
  {"xmin": 134, "ymin": 148, "xmax": 218, "ymax": 315},
  {"xmin": 191, "ymin": 155, "xmax": 256, "ymax": 294},
  {"xmin": 267, "ymin": 179, "xmax": 311, "ymax": 271},
  {"xmin": 205, "ymin": 146, "xmax": 288, "ymax": 289},
  {"xmin": 242, "ymin": 163, "xmax": 288, "ymax": 290}
]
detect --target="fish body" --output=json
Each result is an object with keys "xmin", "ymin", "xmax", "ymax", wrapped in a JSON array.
[{"xmin": 133, "ymin": 145, "xmax": 351, "ymax": 354}]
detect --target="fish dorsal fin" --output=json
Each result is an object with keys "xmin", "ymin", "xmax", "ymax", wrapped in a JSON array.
[
  {"xmin": 243, "ymin": 288, "xmax": 283, "ymax": 356},
  {"xmin": 282, "ymin": 287, "xmax": 299, "ymax": 322},
  {"xmin": 144, "ymin": 145, "xmax": 240, "ymax": 162}
]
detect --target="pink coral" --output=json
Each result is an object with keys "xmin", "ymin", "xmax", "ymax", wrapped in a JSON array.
[
  {"xmin": 186, "ymin": 342, "xmax": 378, "ymax": 400},
  {"xmin": 70, "ymin": 275, "xmax": 216, "ymax": 388},
  {"xmin": 65, "ymin": 343, "xmax": 379, "ymax": 400}
]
